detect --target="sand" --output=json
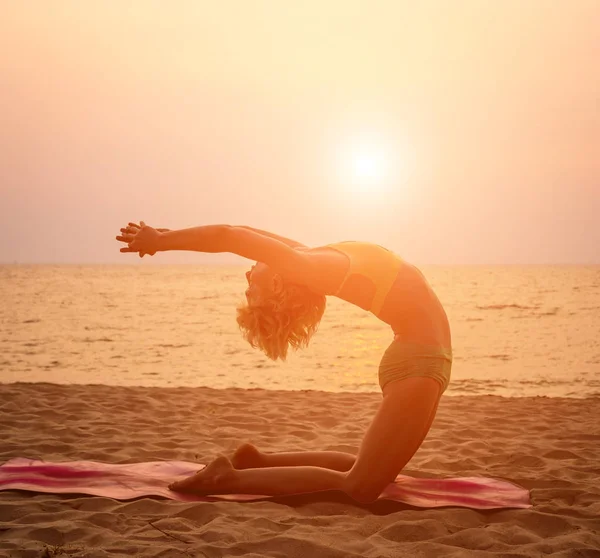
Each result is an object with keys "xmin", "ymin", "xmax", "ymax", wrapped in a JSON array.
[{"xmin": 1, "ymin": 383, "xmax": 599, "ymax": 557}]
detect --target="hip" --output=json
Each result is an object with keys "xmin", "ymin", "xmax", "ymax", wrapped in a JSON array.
[{"xmin": 378, "ymin": 339, "xmax": 453, "ymax": 393}]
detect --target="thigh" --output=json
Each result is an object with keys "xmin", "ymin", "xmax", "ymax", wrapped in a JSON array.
[{"xmin": 345, "ymin": 376, "xmax": 441, "ymax": 500}]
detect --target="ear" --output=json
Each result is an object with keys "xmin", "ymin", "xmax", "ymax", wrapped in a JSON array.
[{"xmin": 272, "ymin": 274, "xmax": 284, "ymax": 294}]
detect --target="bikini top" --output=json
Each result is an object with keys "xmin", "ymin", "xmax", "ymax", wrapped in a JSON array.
[
  {"xmin": 325, "ymin": 241, "xmax": 451, "ymax": 347},
  {"xmin": 326, "ymin": 242, "xmax": 400, "ymax": 314}
]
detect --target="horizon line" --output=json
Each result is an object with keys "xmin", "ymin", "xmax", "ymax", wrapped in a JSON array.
[{"xmin": 2, "ymin": 261, "xmax": 599, "ymax": 267}]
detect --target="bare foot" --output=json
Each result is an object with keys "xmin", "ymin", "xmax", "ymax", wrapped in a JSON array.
[
  {"xmin": 169, "ymin": 456, "xmax": 235, "ymax": 495},
  {"xmin": 231, "ymin": 443, "xmax": 263, "ymax": 469}
]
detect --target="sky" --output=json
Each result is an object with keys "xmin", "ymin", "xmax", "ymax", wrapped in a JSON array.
[{"xmin": 1, "ymin": 0, "xmax": 599, "ymax": 265}]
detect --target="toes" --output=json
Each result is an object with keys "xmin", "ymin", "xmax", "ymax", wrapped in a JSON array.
[
  {"xmin": 168, "ymin": 476, "xmax": 194, "ymax": 492},
  {"xmin": 168, "ymin": 458, "xmax": 232, "ymax": 494}
]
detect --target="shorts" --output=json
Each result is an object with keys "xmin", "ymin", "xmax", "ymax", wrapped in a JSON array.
[{"xmin": 378, "ymin": 340, "xmax": 453, "ymax": 394}]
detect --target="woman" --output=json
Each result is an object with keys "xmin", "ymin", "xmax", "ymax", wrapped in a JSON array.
[{"xmin": 116, "ymin": 221, "xmax": 452, "ymax": 503}]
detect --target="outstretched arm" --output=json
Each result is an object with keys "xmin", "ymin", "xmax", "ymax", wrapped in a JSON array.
[
  {"xmin": 117, "ymin": 222, "xmax": 306, "ymax": 251},
  {"xmin": 157, "ymin": 225, "xmax": 232, "ymax": 253},
  {"xmin": 237, "ymin": 226, "xmax": 307, "ymax": 249},
  {"xmin": 118, "ymin": 224, "xmax": 316, "ymax": 283}
]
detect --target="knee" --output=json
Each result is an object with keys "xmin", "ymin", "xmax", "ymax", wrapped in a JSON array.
[{"xmin": 342, "ymin": 475, "xmax": 383, "ymax": 504}]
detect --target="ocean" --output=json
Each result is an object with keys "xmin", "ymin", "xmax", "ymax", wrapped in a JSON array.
[{"xmin": 1, "ymin": 265, "xmax": 599, "ymax": 398}]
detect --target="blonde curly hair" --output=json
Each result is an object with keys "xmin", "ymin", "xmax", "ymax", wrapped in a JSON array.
[{"xmin": 236, "ymin": 282, "xmax": 326, "ymax": 361}]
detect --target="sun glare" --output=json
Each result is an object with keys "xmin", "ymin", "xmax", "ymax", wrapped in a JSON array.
[
  {"xmin": 352, "ymin": 151, "xmax": 387, "ymax": 183},
  {"xmin": 337, "ymin": 140, "xmax": 393, "ymax": 194}
]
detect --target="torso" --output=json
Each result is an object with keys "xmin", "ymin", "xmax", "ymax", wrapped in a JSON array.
[{"xmin": 295, "ymin": 243, "xmax": 451, "ymax": 348}]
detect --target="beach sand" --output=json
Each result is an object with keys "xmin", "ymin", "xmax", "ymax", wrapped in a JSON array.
[{"xmin": 1, "ymin": 383, "xmax": 599, "ymax": 557}]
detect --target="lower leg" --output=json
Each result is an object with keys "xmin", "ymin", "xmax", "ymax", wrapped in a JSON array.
[
  {"xmin": 170, "ymin": 455, "xmax": 347, "ymax": 496},
  {"xmin": 232, "ymin": 443, "xmax": 355, "ymax": 472}
]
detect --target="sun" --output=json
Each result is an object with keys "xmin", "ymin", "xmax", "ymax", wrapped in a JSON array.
[
  {"xmin": 335, "ymin": 139, "xmax": 394, "ymax": 194},
  {"xmin": 352, "ymin": 151, "xmax": 388, "ymax": 183}
]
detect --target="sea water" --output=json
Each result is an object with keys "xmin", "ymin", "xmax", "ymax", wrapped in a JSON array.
[{"xmin": 1, "ymin": 265, "xmax": 599, "ymax": 397}]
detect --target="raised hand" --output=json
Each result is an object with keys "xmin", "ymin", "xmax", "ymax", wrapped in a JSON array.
[{"xmin": 116, "ymin": 221, "xmax": 169, "ymax": 258}]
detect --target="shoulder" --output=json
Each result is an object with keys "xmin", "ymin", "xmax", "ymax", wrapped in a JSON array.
[
  {"xmin": 224, "ymin": 228, "xmax": 350, "ymax": 295},
  {"xmin": 292, "ymin": 245, "xmax": 351, "ymax": 295}
]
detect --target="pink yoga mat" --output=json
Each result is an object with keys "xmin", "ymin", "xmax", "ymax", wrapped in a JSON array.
[{"xmin": 0, "ymin": 458, "xmax": 531, "ymax": 509}]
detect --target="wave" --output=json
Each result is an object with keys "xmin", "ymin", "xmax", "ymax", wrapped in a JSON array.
[
  {"xmin": 476, "ymin": 304, "xmax": 561, "ymax": 318},
  {"xmin": 476, "ymin": 304, "xmax": 539, "ymax": 311}
]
